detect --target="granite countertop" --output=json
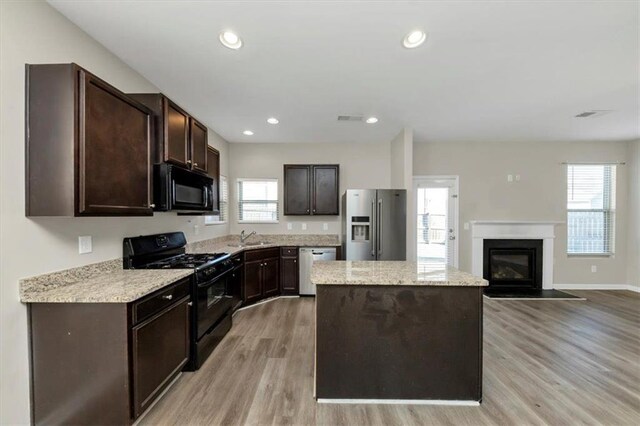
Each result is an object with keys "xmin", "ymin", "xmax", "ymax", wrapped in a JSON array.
[
  {"xmin": 20, "ymin": 268, "xmax": 194, "ymax": 303},
  {"xmin": 187, "ymin": 234, "xmax": 340, "ymax": 255},
  {"xmin": 311, "ymin": 261, "xmax": 488, "ymax": 287},
  {"xmin": 20, "ymin": 234, "xmax": 341, "ymax": 303}
]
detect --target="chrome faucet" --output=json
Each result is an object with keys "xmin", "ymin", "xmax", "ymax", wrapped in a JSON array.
[{"xmin": 240, "ymin": 230, "xmax": 257, "ymax": 243}]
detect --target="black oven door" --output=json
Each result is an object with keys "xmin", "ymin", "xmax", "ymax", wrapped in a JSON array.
[{"xmin": 195, "ymin": 270, "xmax": 233, "ymax": 339}]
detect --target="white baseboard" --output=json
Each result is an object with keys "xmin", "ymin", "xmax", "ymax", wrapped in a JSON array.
[
  {"xmin": 554, "ymin": 284, "xmax": 640, "ymax": 293},
  {"xmin": 317, "ymin": 398, "xmax": 480, "ymax": 406}
]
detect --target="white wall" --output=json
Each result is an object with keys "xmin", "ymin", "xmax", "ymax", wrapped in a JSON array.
[
  {"xmin": 413, "ymin": 141, "xmax": 630, "ymax": 285},
  {"xmin": 228, "ymin": 142, "xmax": 391, "ymax": 235},
  {"xmin": 627, "ymin": 140, "xmax": 640, "ymax": 288},
  {"xmin": 0, "ymin": 2, "xmax": 229, "ymax": 423}
]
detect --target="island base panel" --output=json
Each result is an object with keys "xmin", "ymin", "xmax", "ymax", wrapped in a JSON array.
[{"xmin": 316, "ymin": 285, "xmax": 482, "ymax": 401}]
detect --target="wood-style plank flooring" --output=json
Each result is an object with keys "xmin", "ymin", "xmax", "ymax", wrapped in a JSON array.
[{"xmin": 141, "ymin": 291, "xmax": 640, "ymax": 425}]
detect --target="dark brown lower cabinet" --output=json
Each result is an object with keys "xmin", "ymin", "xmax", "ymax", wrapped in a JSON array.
[
  {"xmin": 280, "ymin": 247, "xmax": 299, "ymax": 295},
  {"xmin": 229, "ymin": 254, "xmax": 244, "ymax": 311},
  {"xmin": 243, "ymin": 248, "xmax": 280, "ymax": 305},
  {"xmin": 28, "ymin": 278, "xmax": 191, "ymax": 425},
  {"xmin": 131, "ymin": 296, "xmax": 190, "ymax": 419}
]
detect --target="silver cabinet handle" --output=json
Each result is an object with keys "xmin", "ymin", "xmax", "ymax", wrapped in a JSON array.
[
  {"xmin": 187, "ymin": 160, "xmax": 192, "ymax": 165},
  {"xmin": 294, "ymin": 260, "xmax": 297, "ymax": 263},
  {"xmin": 149, "ymin": 203, "xmax": 156, "ymax": 208},
  {"xmin": 187, "ymin": 301, "xmax": 193, "ymax": 306},
  {"xmin": 162, "ymin": 294, "xmax": 173, "ymax": 300}
]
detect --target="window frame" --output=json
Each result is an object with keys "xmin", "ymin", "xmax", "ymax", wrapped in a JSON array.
[
  {"xmin": 236, "ymin": 178, "xmax": 279, "ymax": 224},
  {"xmin": 566, "ymin": 164, "xmax": 617, "ymax": 257},
  {"xmin": 204, "ymin": 175, "xmax": 228, "ymax": 225}
]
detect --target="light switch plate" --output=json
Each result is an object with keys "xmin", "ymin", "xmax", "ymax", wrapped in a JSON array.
[
  {"xmin": 78, "ymin": 236, "xmax": 92, "ymax": 254},
  {"xmin": 287, "ymin": 223, "xmax": 293, "ymax": 230},
  {"xmin": 302, "ymin": 223, "xmax": 307, "ymax": 230},
  {"xmin": 464, "ymin": 222, "xmax": 470, "ymax": 230},
  {"xmin": 323, "ymin": 223, "xmax": 329, "ymax": 231},
  {"xmin": 507, "ymin": 174, "xmax": 513, "ymax": 182},
  {"xmin": 591, "ymin": 265, "xmax": 597, "ymax": 273}
]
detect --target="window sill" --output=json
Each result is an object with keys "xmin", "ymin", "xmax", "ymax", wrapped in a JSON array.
[
  {"xmin": 567, "ymin": 253, "xmax": 614, "ymax": 258},
  {"xmin": 237, "ymin": 220, "xmax": 280, "ymax": 224},
  {"xmin": 205, "ymin": 221, "xmax": 227, "ymax": 226}
]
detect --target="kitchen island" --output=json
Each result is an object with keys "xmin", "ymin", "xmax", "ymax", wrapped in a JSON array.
[{"xmin": 311, "ymin": 261, "xmax": 487, "ymax": 404}]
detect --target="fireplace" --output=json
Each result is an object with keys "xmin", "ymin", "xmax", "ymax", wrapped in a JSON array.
[{"xmin": 483, "ymin": 239, "xmax": 543, "ymax": 292}]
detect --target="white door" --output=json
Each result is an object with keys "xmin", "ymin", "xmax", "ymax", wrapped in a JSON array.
[{"xmin": 413, "ymin": 176, "xmax": 459, "ymax": 267}]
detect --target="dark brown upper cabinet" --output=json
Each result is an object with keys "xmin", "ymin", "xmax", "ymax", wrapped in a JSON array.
[
  {"xmin": 207, "ymin": 146, "xmax": 220, "ymax": 214},
  {"xmin": 26, "ymin": 63, "xmax": 153, "ymax": 217},
  {"xmin": 283, "ymin": 164, "xmax": 339, "ymax": 216},
  {"xmin": 129, "ymin": 93, "xmax": 208, "ymax": 174}
]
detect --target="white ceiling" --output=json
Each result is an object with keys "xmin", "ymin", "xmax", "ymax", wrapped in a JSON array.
[{"xmin": 48, "ymin": 0, "xmax": 639, "ymax": 144}]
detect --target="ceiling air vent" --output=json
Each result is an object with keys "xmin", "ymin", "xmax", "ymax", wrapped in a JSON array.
[
  {"xmin": 575, "ymin": 110, "xmax": 613, "ymax": 118},
  {"xmin": 337, "ymin": 115, "xmax": 363, "ymax": 122}
]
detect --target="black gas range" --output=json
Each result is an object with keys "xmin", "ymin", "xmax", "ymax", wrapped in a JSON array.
[{"xmin": 123, "ymin": 232, "xmax": 233, "ymax": 371}]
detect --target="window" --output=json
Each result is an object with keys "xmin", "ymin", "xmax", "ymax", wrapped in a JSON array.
[
  {"xmin": 205, "ymin": 175, "xmax": 228, "ymax": 225},
  {"xmin": 237, "ymin": 179, "xmax": 278, "ymax": 223},
  {"xmin": 567, "ymin": 164, "xmax": 616, "ymax": 255}
]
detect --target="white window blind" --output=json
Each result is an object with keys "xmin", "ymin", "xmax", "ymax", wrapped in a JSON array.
[
  {"xmin": 219, "ymin": 175, "xmax": 229, "ymax": 222},
  {"xmin": 567, "ymin": 164, "xmax": 616, "ymax": 255},
  {"xmin": 204, "ymin": 175, "xmax": 228, "ymax": 225},
  {"xmin": 237, "ymin": 179, "xmax": 279, "ymax": 223}
]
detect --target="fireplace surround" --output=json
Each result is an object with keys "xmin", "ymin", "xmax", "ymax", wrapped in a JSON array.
[
  {"xmin": 483, "ymin": 239, "xmax": 543, "ymax": 291},
  {"xmin": 471, "ymin": 221, "xmax": 561, "ymax": 290}
]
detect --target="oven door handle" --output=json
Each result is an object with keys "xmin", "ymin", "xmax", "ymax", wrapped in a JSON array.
[{"xmin": 196, "ymin": 268, "xmax": 233, "ymax": 288}]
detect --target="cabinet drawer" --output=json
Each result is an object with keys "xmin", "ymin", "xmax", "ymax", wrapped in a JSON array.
[
  {"xmin": 245, "ymin": 247, "xmax": 280, "ymax": 262},
  {"xmin": 281, "ymin": 247, "xmax": 298, "ymax": 257},
  {"xmin": 133, "ymin": 277, "xmax": 191, "ymax": 325}
]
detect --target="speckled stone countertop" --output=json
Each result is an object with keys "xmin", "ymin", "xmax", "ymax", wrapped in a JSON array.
[
  {"xmin": 20, "ymin": 265, "xmax": 193, "ymax": 303},
  {"xmin": 187, "ymin": 234, "xmax": 340, "ymax": 255},
  {"xmin": 311, "ymin": 261, "xmax": 488, "ymax": 286},
  {"xmin": 20, "ymin": 234, "xmax": 340, "ymax": 303}
]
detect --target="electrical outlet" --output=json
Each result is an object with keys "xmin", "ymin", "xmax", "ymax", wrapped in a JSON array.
[
  {"xmin": 507, "ymin": 174, "xmax": 513, "ymax": 182},
  {"xmin": 287, "ymin": 223, "xmax": 293, "ymax": 230},
  {"xmin": 78, "ymin": 236, "xmax": 92, "ymax": 254},
  {"xmin": 323, "ymin": 223, "xmax": 329, "ymax": 231},
  {"xmin": 194, "ymin": 224, "xmax": 200, "ymax": 235},
  {"xmin": 591, "ymin": 265, "xmax": 597, "ymax": 273},
  {"xmin": 515, "ymin": 174, "xmax": 521, "ymax": 181},
  {"xmin": 302, "ymin": 223, "xmax": 307, "ymax": 231},
  {"xmin": 464, "ymin": 222, "xmax": 470, "ymax": 230}
]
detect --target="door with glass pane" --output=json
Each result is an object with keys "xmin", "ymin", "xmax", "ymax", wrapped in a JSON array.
[{"xmin": 413, "ymin": 177, "xmax": 458, "ymax": 266}]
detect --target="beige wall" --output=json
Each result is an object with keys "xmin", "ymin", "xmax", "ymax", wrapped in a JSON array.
[
  {"xmin": 413, "ymin": 141, "xmax": 630, "ymax": 285},
  {"xmin": 390, "ymin": 128, "xmax": 414, "ymax": 257},
  {"xmin": 627, "ymin": 140, "xmax": 640, "ymax": 288},
  {"xmin": 228, "ymin": 142, "xmax": 391, "ymax": 235},
  {"xmin": 0, "ymin": 2, "xmax": 229, "ymax": 423}
]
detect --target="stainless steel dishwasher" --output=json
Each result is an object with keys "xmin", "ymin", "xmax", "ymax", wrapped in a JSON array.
[{"xmin": 299, "ymin": 247, "xmax": 337, "ymax": 296}]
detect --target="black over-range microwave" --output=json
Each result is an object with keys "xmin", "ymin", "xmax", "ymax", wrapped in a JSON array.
[{"xmin": 154, "ymin": 164, "xmax": 217, "ymax": 213}]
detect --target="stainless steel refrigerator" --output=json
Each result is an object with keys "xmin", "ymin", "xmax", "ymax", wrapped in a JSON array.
[{"xmin": 342, "ymin": 189, "xmax": 407, "ymax": 261}]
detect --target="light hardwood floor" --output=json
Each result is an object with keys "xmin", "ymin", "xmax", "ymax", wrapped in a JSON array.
[{"xmin": 141, "ymin": 291, "xmax": 640, "ymax": 425}]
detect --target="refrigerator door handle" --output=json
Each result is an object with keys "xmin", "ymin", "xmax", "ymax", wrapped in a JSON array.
[
  {"xmin": 377, "ymin": 198, "xmax": 383, "ymax": 257},
  {"xmin": 371, "ymin": 199, "xmax": 376, "ymax": 257}
]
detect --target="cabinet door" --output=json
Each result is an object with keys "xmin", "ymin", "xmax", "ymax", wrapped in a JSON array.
[
  {"xmin": 190, "ymin": 119, "xmax": 208, "ymax": 173},
  {"xmin": 243, "ymin": 260, "xmax": 263, "ymax": 304},
  {"xmin": 163, "ymin": 99, "xmax": 189, "ymax": 167},
  {"xmin": 280, "ymin": 257, "xmax": 299, "ymax": 295},
  {"xmin": 207, "ymin": 146, "xmax": 220, "ymax": 214},
  {"xmin": 262, "ymin": 257, "xmax": 280, "ymax": 297},
  {"xmin": 229, "ymin": 266, "xmax": 243, "ymax": 310},
  {"xmin": 78, "ymin": 71, "xmax": 152, "ymax": 216},
  {"xmin": 131, "ymin": 297, "xmax": 190, "ymax": 419},
  {"xmin": 284, "ymin": 165, "xmax": 311, "ymax": 215},
  {"xmin": 312, "ymin": 165, "xmax": 339, "ymax": 215}
]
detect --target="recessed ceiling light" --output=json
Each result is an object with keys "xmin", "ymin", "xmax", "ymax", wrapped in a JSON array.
[
  {"xmin": 402, "ymin": 30, "xmax": 427, "ymax": 49},
  {"xmin": 267, "ymin": 117, "xmax": 279, "ymax": 124},
  {"xmin": 365, "ymin": 117, "xmax": 379, "ymax": 124},
  {"xmin": 219, "ymin": 31, "xmax": 242, "ymax": 49},
  {"xmin": 243, "ymin": 130, "xmax": 254, "ymax": 136}
]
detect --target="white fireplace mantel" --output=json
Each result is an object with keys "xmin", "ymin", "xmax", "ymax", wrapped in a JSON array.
[{"xmin": 471, "ymin": 221, "xmax": 563, "ymax": 290}]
